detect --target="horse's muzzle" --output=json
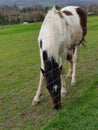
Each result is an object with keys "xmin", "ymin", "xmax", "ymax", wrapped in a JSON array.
[{"xmin": 53, "ymin": 103, "xmax": 61, "ymax": 110}]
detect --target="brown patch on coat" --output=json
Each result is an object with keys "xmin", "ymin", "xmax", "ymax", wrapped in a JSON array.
[
  {"xmin": 67, "ymin": 53, "xmax": 72, "ymax": 62},
  {"xmin": 62, "ymin": 10, "xmax": 73, "ymax": 16},
  {"xmin": 76, "ymin": 8, "xmax": 87, "ymax": 38},
  {"xmin": 57, "ymin": 11, "xmax": 64, "ymax": 18},
  {"xmin": 69, "ymin": 44, "xmax": 76, "ymax": 50},
  {"xmin": 67, "ymin": 49, "xmax": 75, "ymax": 62}
]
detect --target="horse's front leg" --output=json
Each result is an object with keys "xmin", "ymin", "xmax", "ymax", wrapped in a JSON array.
[
  {"xmin": 32, "ymin": 51, "xmax": 44, "ymax": 105},
  {"xmin": 60, "ymin": 57, "xmax": 66, "ymax": 97},
  {"xmin": 32, "ymin": 72, "xmax": 44, "ymax": 105}
]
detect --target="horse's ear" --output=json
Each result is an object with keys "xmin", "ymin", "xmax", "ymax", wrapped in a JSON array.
[
  {"xmin": 40, "ymin": 68, "xmax": 45, "ymax": 75},
  {"xmin": 59, "ymin": 65, "xmax": 62, "ymax": 74},
  {"xmin": 55, "ymin": 5, "xmax": 61, "ymax": 10}
]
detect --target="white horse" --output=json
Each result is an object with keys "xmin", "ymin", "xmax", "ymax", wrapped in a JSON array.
[{"xmin": 32, "ymin": 6, "xmax": 87, "ymax": 109}]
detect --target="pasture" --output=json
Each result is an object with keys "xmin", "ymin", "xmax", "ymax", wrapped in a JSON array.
[{"xmin": 0, "ymin": 16, "xmax": 98, "ymax": 130}]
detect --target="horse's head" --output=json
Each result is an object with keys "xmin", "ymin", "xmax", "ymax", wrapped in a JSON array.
[{"xmin": 41, "ymin": 51, "xmax": 62, "ymax": 110}]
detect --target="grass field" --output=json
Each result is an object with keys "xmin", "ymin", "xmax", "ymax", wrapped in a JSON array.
[{"xmin": 0, "ymin": 16, "xmax": 98, "ymax": 130}]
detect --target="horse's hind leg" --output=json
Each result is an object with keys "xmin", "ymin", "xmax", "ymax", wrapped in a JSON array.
[
  {"xmin": 66, "ymin": 52, "xmax": 73, "ymax": 79},
  {"xmin": 66, "ymin": 61, "xmax": 73, "ymax": 79},
  {"xmin": 71, "ymin": 46, "xmax": 79, "ymax": 86}
]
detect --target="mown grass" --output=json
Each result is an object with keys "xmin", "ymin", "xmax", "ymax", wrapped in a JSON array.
[
  {"xmin": 0, "ymin": 16, "xmax": 98, "ymax": 130},
  {"xmin": 0, "ymin": 23, "xmax": 42, "ymax": 129}
]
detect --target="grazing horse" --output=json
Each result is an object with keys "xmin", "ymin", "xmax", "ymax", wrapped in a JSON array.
[{"xmin": 32, "ymin": 6, "xmax": 87, "ymax": 109}]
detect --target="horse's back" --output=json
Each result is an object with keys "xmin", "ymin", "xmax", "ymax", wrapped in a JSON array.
[
  {"xmin": 61, "ymin": 6, "xmax": 87, "ymax": 36},
  {"xmin": 38, "ymin": 6, "xmax": 87, "ymax": 56}
]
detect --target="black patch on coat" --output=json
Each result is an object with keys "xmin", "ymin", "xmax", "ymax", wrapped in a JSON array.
[
  {"xmin": 43, "ymin": 56, "xmax": 61, "ymax": 86},
  {"xmin": 45, "ymin": 57, "xmax": 61, "ymax": 109},
  {"xmin": 43, "ymin": 50, "xmax": 48, "ymax": 62},
  {"xmin": 42, "ymin": 51, "xmax": 61, "ymax": 109},
  {"xmin": 40, "ymin": 39, "xmax": 43, "ymax": 49}
]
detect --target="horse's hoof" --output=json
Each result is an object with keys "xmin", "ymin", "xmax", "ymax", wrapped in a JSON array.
[
  {"xmin": 32, "ymin": 98, "xmax": 40, "ymax": 105},
  {"xmin": 66, "ymin": 75, "xmax": 71, "ymax": 80},
  {"xmin": 61, "ymin": 91, "xmax": 66, "ymax": 98},
  {"xmin": 71, "ymin": 81, "xmax": 76, "ymax": 86}
]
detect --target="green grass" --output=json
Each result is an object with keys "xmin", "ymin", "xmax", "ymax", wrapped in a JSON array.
[
  {"xmin": 43, "ymin": 16, "xmax": 98, "ymax": 130},
  {"xmin": 0, "ymin": 16, "xmax": 98, "ymax": 130}
]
